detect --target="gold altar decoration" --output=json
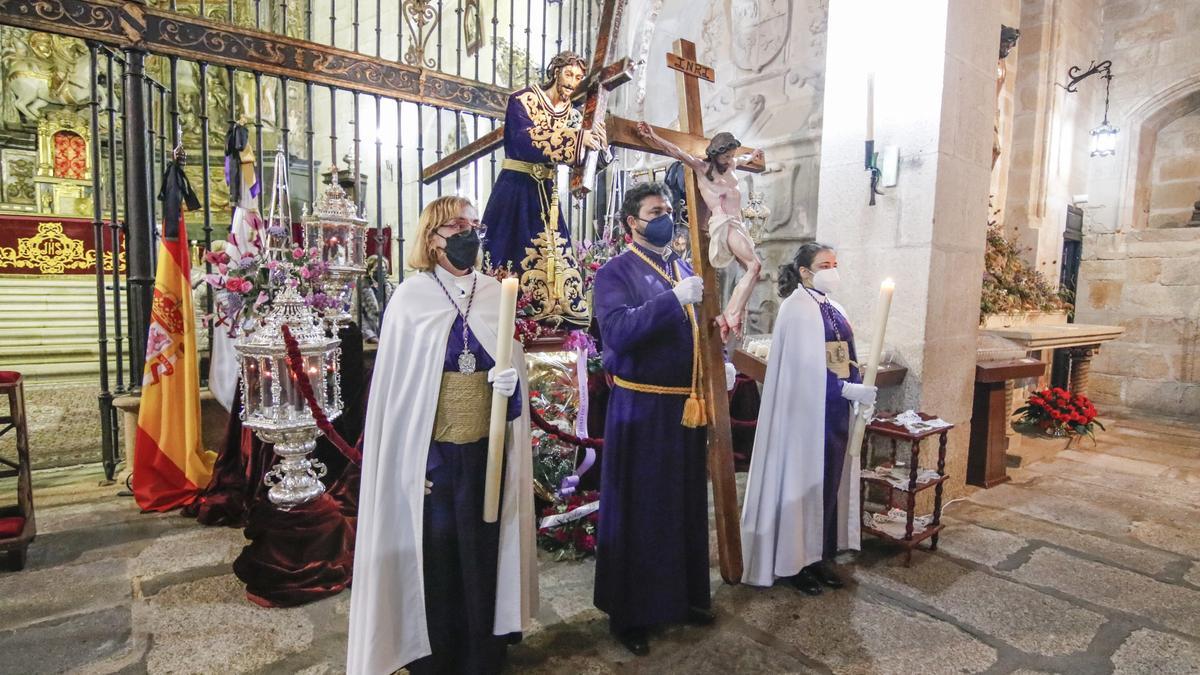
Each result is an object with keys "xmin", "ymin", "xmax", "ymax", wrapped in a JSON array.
[
  {"xmin": 0, "ymin": 221, "xmax": 125, "ymax": 274},
  {"xmin": 32, "ymin": 110, "xmax": 92, "ymax": 217}
]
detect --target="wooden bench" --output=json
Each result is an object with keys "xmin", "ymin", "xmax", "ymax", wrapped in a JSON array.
[{"xmin": 0, "ymin": 371, "xmax": 35, "ymax": 570}]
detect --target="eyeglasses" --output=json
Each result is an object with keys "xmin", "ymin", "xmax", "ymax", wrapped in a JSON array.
[{"xmin": 438, "ymin": 218, "xmax": 487, "ymax": 238}]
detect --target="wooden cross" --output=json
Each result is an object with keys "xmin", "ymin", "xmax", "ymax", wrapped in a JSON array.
[
  {"xmin": 420, "ymin": 0, "xmax": 633, "ymax": 185},
  {"xmin": 603, "ymin": 40, "xmax": 764, "ymax": 584}
]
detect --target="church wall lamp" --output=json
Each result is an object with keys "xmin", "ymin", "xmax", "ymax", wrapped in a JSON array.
[{"xmin": 1065, "ymin": 59, "xmax": 1118, "ymax": 158}]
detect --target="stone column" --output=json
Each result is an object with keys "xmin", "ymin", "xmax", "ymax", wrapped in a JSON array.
[{"xmin": 815, "ymin": 0, "xmax": 999, "ymax": 498}]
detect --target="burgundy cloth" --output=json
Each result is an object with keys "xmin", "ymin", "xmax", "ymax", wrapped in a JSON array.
[
  {"xmin": 729, "ymin": 374, "xmax": 761, "ymax": 472},
  {"xmin": 232, "ymin": 493, "xmax": 354, "ymax": 607},
  {"xmin": 0, "ymin": 516, "xmax": 25, "ymax": 539},
  {"xmin": 183, "ymin": 385, "xmax": 274, "ymax": 526},
  {"xmin": 0, "ymin": 371, "xmax": 20, "ymax": 385}
]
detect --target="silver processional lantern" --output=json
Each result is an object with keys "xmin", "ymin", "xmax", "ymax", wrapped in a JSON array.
[
  {"xmin": 236, "ymin": 283, "xmax": 344, "ymax": 510},
  {"xmin": 303, "ymin": 176, "xmax": 368, "ymax": 324}
]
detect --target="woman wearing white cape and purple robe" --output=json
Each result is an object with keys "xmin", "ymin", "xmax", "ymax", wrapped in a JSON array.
[
  {"xmin": 346, "ymin": 196, "xmax": 537, "ymax": 675},
  {"xmin": 740, "ymin": 243, "xmax": 877, "ymax": 594}
]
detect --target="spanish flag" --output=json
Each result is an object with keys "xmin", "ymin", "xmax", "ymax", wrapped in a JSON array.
[{"xmin": 132, "ymin": 158, "xmax": 216, "ymax": 511}]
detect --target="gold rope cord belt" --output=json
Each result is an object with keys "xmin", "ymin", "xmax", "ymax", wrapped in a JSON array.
[
  {"xmin": 611, "ymin": 375, "xmax": 692, "ymax": 396},
  {"xmin": 620, "ymin": 245, "xmax": 710, "ymax": 429},
  {"xmin": 501, "ymin": 158, "xmax": 556, "ymax": 181}
]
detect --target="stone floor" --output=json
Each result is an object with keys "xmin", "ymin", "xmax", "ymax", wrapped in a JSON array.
[{"xmin": 1, "ymin": 414, "xmax": 1199, "ymax": 674}]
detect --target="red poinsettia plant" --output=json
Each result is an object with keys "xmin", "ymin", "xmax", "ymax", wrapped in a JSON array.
[
  {"xmin": 537, "ymin": 490, "xmax": 599, "ymax": 561},
  {"xmin": 1014, "ymin": 387, "xmax": 1105, "ymax": 441}
]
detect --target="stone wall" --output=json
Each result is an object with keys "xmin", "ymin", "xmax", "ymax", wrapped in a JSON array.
[
  {"xmin": 1147, "ymin": 109, "xmax": 1200, "ymax": 229},
  {"xmin": 1072, "ymin": 0, "xmax": 1200, "ymax": 419}
]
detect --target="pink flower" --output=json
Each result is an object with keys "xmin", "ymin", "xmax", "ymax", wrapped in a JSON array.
[{"xmin": 292, "ymin": 247, "xmax": 305, "ymax": 259}]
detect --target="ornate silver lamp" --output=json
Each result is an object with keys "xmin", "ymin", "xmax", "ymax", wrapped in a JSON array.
[
  {"xmin": 303, "ymin": 176, "xmax": 368, "ymax": 324},
  {"xmin": 742, "ymin": 191, "xmax": 772, "ymax": 244},
  {"xmin": 236, "ymin": 284, "xmax": 343, "ymax": 510}
]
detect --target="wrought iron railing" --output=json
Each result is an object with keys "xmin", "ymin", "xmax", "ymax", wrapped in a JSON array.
[{"xmin": 0, "ymin": 0, "xmax": 602, "ymax": 478}]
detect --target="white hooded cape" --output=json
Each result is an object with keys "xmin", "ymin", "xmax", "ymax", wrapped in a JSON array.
[
  {"xmin": 346, "ymin": 268, "xmax": 537, "ymax": 675},
  {"xmin": 740, "ymin": 288, "xmax": 861, "ymax": 587}
]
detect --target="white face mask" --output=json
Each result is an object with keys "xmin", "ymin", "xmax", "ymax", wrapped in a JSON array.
[{"xmin": 809, "ymin": 268, "xmax": 841, "ymax": 296}]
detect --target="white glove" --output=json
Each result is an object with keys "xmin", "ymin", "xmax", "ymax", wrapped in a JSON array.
[
  {"xmin": 725, "ymin": 362, "xmax": 737, "ymax": 392},
  {"xmin": 841, "ymin": 382, "xmax": 877, "ymax": 407},
  {"xmin": 672, "ymin": 276, "xmax": 704, "ymax": 306},
  {"xmin": 488, "ymin": 367, "xmax": 519, "ymax": 397},
  {"xmin": 852, "ymin": 402, "xmax": 876, "ymax": 423}
]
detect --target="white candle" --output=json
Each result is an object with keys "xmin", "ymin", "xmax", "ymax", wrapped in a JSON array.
[
  {"xmin": 849, "ymin": 278, "xmax": 894, "ymax": 458},
  {"xmin": 483, "ymin": 277, "xmax": 520, "ymax": 523},
  {"xmin": 866, "ymin": 72, "xmax": 875, "ymax": 142}
]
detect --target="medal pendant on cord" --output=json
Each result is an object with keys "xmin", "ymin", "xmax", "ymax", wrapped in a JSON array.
[{"xmin": 458, "ymin": 348, "xmax": 477, "ymax": 374}]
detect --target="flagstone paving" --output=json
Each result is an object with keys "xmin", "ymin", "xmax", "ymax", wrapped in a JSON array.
[{"xmin": 0, "ymin": 413, "xmax": 1197, "ymax": 674}]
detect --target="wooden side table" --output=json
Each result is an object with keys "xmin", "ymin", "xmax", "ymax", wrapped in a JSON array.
[{"xmin": 859, "ymin": 412, "xmax": 954, "ymax": 565}]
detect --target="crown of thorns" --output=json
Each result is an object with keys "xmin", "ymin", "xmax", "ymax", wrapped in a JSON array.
[
  {"xmin": 706, "ymin": 132, "xmax": 741, "ymax": 159},
  {"xmin": 542, "ymin": 51, "xmax": 587, "ymax": 87}
]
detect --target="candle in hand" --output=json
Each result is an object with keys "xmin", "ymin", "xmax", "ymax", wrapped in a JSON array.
[
  {"xmin": 483, "ymin": 277, "xmax": 520, "ymax": 523},
  {"xmin": 849, "ymin": 278, "xmax": 894, "ymax": 458}
]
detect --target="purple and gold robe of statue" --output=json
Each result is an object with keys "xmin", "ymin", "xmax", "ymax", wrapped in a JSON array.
[
  {"xmin": 482, "ymin": 86, "xmax": 589, "ymax": 328},
  {"xmin": 591, "ymin": 245, "xmax": 710, "ymax": 632}
]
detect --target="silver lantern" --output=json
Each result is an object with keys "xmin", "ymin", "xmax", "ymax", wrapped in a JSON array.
[
  {"xmin": 236, "ymin": 283, "xmax": 343, "ymax": 510},
  {"xmin": 742, "ymin": 191, "xmax": 772, "ymax": 244},
  {"xmin": 303, "ymin": 179, "xmax": 367, "ymax": 324}
]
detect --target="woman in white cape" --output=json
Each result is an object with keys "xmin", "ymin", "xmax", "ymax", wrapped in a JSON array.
[
  {"xmin": 740, "ymin": 243, "xmax": 877, "ymax": 594},
  {"xmin": 346, "ymin": 196, "xmax": 537, "ymax": 675}
]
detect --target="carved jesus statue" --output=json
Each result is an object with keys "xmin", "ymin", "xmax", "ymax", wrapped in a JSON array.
[
  {"xmin": 636, "ymin": 122, "xmax": 763, "ymax": 339},
  {"xmin": 481, "ymin": 51, "xmax": 606, "ymax": 329}
]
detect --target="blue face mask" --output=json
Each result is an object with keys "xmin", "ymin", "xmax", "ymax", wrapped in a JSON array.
[{"xmin": 636, "ymin": 213, "xmax": 675, "ymax": 248}]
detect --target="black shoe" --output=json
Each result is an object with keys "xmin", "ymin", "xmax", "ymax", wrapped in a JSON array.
[
  {"xmin": 686, "ymin": 606, "xmax": 716, "ymax": 626},
  {"xmin": 810, "ymin": 561, "xmax": 845, "ymax": 589},
  {"xmin": 614, "ymin": 627, "xmax": 650, "ymax": 656},
  {"xmin": 787, "ymin": 569, "xmax": 823, "ymax": 596}
]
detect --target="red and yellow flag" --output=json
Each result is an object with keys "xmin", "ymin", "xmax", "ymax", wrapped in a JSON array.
[{"xmin": 132, "ymin": 160, "xmax": 216, "ymax": 511}]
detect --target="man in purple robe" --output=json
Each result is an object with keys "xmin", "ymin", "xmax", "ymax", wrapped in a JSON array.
[
  {"xmin": 592, "ymin": 182, "xmax": 732, "ymax": 656},
  {"xmin": 481, "ymin": 51, "xmax": 606, "ymax": 328}
]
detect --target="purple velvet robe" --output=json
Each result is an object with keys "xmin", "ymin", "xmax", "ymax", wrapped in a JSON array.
[
  {"xmin": 591, "ymin": 245, "xmax": 710, "ymax": 632},
  {"xmin": 481, "ymin": 86, "xmax": 589, "ymax": 327},
  {"xmin": 811, "ymin": 290, "xmax": 861, "ymax": 559},
  {"xmin": 408, "ymin": 315, "xmax": 521, "ymax": 675}
]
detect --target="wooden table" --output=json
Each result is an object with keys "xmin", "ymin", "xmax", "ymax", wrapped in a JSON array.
[
  {"xmin": 969, "ymin": 357, "xmax": 1046, "ymax": 488},
  {"xmin": 732, "ymin": 348, "xmax": 908, "ymax": 387},
  {"xmin": 981, "ymin": 323, "xmax": 1124, "ymax": 397},
  {"xmin": 859, "ymin": 412, "xmax": 953, "ymax": 565}
]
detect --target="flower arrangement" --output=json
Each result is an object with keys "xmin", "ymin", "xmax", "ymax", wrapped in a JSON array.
[
  {"xmin": 576, "ymin": 232, "xmax": 623, "ymax": 298},
  {"xmin": 204, "ymin": 245, "xmax": 334, "ymax": 336},
  {"xmin": 980, "ymin": 205, "xmax": 1071, "ymax": 319},
  {"xmin": 537, "ymin": 490, "xmax": 599, "ymax": 560},
  {"xmin": 1013, "ymin": 387, "xmax": 1105, "ymax": 442}
]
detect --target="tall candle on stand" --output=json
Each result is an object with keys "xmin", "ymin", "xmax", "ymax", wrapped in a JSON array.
[
  {"xmin": 865, "ymin": 72, "xmax": 876, "ymax": 169},
  {"xmin": 483, "ymin": 277, "xmax": 520, "ymax": 522},
  {"xmin": 848, "ymin": 278, "xmax": 894, "ymax": 458}
]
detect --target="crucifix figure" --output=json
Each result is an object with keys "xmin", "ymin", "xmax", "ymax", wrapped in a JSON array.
[
  {"xmin": 600, "ymin": 40, "xmax": 766, "ymax": 585},
  {"xmin": 635, "ymin": 123, "xmax": 764, "ymax": 340},
  {"xmin": 423, "ymin": 0, "xmax": 632, "ymax": 329}
]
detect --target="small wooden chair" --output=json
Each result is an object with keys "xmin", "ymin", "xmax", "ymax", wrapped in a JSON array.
[{"xmin": 0, "ymin": 371, "xmax": 35, "ymax": 570}]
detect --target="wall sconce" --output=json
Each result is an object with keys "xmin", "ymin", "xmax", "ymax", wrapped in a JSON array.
[{"xmin": 1066, "ymin": 60, "xmax": 1118, "ymax": 158}]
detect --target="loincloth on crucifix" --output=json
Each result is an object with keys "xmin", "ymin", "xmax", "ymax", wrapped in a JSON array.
[{"xmin": 481, "ymin": 87, "xmax": 590, "ymax": 329}]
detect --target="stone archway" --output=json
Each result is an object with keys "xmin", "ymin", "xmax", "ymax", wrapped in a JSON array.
[{"xmin": 1113, "ymin": 75, "xmax": 1200, "ymax": 231}]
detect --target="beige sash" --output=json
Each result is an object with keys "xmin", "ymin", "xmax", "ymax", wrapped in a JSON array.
[{"xmin": 432, "ymin": 372, "xmax": 492, "ymax": 444}]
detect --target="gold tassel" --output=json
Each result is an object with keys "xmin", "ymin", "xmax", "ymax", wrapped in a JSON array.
[{"xmin": 682, "ymin": 394, "xmax": 707, "ymax": 428}]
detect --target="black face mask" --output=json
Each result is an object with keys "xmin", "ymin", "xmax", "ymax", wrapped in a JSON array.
[{"xmin": 440, "ymin": 229, "xmax": 480, "ymax": 271}]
